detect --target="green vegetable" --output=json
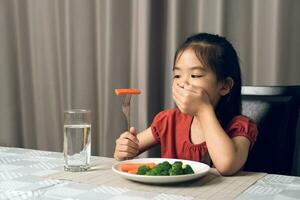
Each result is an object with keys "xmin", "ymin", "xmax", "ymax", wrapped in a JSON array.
[
  {"xmin": 155, "ymin": 161, "xmax": 172, "ymax": 176},
  {"xmin": 169, "ymin": 161, "xmax": 184, "ymax": 175},
  {"xmin": 137, "ymin": 165, "xmax": 151, "ymax": 175},
  {"xmin": 182, "ymin": 164, "xmax": 195, "ymax": 174},
  {"xmin": 145, "ymin": 168, "xmax": 159, "ymax": 176},
  {"xmin": 143, "ymin": 161, "xmax": 194, "ymax": 176}
]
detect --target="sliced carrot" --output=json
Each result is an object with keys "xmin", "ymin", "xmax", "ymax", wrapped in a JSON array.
[
  {"xmin": 120, "ymin": 162, "xmax": 156, "ymax": 172},
  {"xmin": 128, "ymin": 169, "xmax": 138, "ymax": 174},
  {"xmin": 115, "ymin": 89, "xmax": 141, "ymax": 96}
]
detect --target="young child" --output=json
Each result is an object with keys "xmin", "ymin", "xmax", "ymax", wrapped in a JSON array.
[{"xmin": 114, "ymin": 33, "xmax": 258, "ymax": 175}]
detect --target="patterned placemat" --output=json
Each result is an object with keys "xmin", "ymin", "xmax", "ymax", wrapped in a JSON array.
[{"xmin": 46, "ymin": 155, "xmax": 266, "ymax": 199}]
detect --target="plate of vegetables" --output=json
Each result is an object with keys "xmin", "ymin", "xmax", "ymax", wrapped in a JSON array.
[{"xmin": 112, "ymin": 158, "xmax": 210, "ymax": 184}]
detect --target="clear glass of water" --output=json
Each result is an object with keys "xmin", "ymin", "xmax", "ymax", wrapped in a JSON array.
[{"xmin": 63, "ymin": 109, "xmax": 91, "ymax": 172}]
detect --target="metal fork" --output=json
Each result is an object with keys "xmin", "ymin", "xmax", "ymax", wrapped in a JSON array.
[{"xmin": 122, "ymin": 95, "xmax": 132, "ymax": 131}]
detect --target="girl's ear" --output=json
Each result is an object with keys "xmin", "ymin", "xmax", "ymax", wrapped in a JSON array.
[{"xmin": 218, "ymin": 77, "xmax": 234, "ymax": 96}]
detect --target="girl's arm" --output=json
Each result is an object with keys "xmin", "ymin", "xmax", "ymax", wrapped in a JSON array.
[
  {"xmin": 137, "ymin": 127, "xmax": 157, "ymax": 154},
  {"xmin": 173, "ymin": 83, "xmax": 251, "ymax": 175},
  {"xmin": 196, "ymin": 105, "xmax": 251, "ymax": 175}
]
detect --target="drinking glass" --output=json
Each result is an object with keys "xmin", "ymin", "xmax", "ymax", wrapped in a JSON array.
[{"xmin": 63, "ymin": 109, "xmax": 91, "ymax": 172}]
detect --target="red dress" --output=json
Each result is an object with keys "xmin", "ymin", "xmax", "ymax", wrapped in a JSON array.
[{"xmin": 150, "ymin": 109, "xmax": 258, "ymax": 163}]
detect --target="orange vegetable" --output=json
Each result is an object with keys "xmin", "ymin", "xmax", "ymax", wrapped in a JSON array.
[
  {"xmin": 128, "ymin": 169, "xmax": 138, "ymax": 174},
  {"xmin": 120, "ymin": 162, "xmax": 156, "ymax": 173},
  {"xmin": 115, "ymin": 89, "xmax": 141, "ymax": 96}
]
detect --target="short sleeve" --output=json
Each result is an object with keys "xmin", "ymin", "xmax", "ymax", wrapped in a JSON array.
[
  {"xmin": 226, "ymin": 115, "xmax": 258, "ymax": 148},
  {"xmin": 150, "ymin": 110, "xmax": 170, "ymax": 143}
]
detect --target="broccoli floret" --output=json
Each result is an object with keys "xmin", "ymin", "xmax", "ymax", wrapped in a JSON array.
[
  {"xmin": 169, "ymin": 161, "xmax": 184, "ymax": 175},
  {"xmin": 145, "ymin": 161, "xmax": 172, "ymax": 176},
  {"xmin": 137, "ymin": 165, "xmax": 151, "ymax": 175},
  {"xmin": 169, "ymin": 167, "xmax": 184, "ymax": 175},
  {"xmin": 155, "ymin": 161, "xmax": 172, "ymax": 176},
  {"xmin": 173, "ymin": 161, "xmax": 183, "ymax": 166},
  {"xmin": 161, "ymin": 161, "xmax": 172, "ymax": 169},
  {"xmin": 145, "ymin": 167, "xmax": 159, "ymax": 176},
  {"xmin": 182, "ymin": 164, "xmax": 195, "ymax": 174}
]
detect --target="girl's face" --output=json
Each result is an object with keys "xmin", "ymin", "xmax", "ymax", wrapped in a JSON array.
[{"xmin": 173, "ymin": 48, "xmax": 226, "ymax": 106}]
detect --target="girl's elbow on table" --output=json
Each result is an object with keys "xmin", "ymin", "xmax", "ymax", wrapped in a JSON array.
[{"xmin": 215, "ymin": 157, "xmax": 243, "ymax": 176}]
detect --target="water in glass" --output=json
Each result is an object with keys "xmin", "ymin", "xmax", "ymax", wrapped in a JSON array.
[{"xmin": 63, "ymin": 124, "xmax": 91, "ymax": 171}]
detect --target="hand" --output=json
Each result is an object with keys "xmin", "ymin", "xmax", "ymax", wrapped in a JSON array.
[
  {"xmin": 114, "ymin": 127, "xmax": 140, "ymax": 160},
  {"xmin": 172, "ymin": 83, "xmax": 212, "ymax": 116}
]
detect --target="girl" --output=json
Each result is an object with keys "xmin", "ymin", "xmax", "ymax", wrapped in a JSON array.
[{"xmin": 114, "ymin": 33, "xmax": 258, "ymax": 175}]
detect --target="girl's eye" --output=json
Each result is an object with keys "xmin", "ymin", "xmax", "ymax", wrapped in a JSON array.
[
  {"xmin": 191, "ymin": 75, "xmax": 204, "ymax": 78},
  {"xmin": 173, "ymin": 75, "xmax": 180, "ymax": 79}
]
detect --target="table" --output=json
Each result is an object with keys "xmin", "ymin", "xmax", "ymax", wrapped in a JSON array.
[{"xmin": 0, "ymin": 146, "xmax": 300, "ymax": 199}]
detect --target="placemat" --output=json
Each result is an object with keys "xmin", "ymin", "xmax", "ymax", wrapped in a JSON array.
[{"xmin": 46, "ymin": 157, "xmax": 267, "ymax": 199}]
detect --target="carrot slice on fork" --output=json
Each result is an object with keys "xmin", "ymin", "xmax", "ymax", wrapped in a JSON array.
[{"xmin": 115, "ymin": 89, "xmax": 141, "ymax": 96}]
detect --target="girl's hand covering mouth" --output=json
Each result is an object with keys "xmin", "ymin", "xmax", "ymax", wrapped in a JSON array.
[{"xmin": 172, "ymin": 83, "xmax": 212, "ymax": 116}]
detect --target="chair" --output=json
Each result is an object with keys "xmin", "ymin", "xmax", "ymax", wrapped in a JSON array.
[{"xmin": 242, "ymin": 86, "xmax": 300, "ymax": 175}]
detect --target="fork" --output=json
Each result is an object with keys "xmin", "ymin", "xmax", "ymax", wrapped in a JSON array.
[
  {"xmin": 122, "ymin": 94, "xmax": 132, "ymax": 131},
  {"xmin": 115, "ymin": 88, "xmax": 141, "ymax": 131}
]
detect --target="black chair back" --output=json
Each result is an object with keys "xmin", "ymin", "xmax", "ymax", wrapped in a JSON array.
[{"xmin": 242, "ymin": 86, "xmax": 300, "ymax": 175}]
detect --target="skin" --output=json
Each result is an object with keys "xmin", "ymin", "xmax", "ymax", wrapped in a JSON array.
[{"xmin": 114, "ymin": 48, "xmax": 251, "ymax": 175}]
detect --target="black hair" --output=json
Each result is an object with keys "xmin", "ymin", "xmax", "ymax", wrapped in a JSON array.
[{"xmin": 174, "ymin": 33, "xmax": 242, "ymax": 128}]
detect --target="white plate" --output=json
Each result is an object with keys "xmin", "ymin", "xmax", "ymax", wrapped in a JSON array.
[{"xmin": 112, "ymin": 158, "xmax": 210, "ymax": 184}]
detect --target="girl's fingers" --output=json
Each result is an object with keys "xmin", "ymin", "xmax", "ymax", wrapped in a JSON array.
[
  {"xmin": 117, "ymin": 144, "xmax": 139, "ymax": 154},
  {"xmin": 116, "ymin": 138, "xmax": 139, "ymax": 149},
  {"xmin": 115, "ymin": 142, "xmax": 139, "ymax": 160},
  {"xmin": 172, "ymin": 84, "xmax": 181, "ymax": 99},
  {"xmin": 172, "ymin": 91, "xmax": 182, "ymax": 109},
  {"xmin": 129, "ymin": 127, "xmax": 136, "ymax": 135},
  {"xmin": 173, "ymin": 86, "xmax": 185, "ymax": 105},
  {"xmin": 173, "ymin": 83, "xmax": 184, "ymax": 95},
  {"xmin": 120, "ymin": 132, "xmax": 139, "ymax": 144},
  {"xmin": 173, "ymin": 83, "xmax": 189, "ymax": 99},
  {"xmin": 173, "ymin": 93, "xmax": 184, "ymax": 110},
  {"xmin": 175, "ymin": 82, "xmax": 189, "ymax": 93},
  {"xmin": 174, "ymin": 82, "xmax": 198, "ymax": 94},
  {"xmin": 183, "ymin": 84, "xmax": 198, "ymax": 93},
  {"xmin": 172, "ymin": 91, "xmax": 180, "ymax": 105}
]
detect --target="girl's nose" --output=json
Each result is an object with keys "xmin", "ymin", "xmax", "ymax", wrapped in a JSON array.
[{"xmin": 177, "ymin": 78, "xmax": 190, "ymax": 89}]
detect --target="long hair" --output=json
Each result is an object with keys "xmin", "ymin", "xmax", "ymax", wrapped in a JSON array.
[{"xmin": 174, "ymin": 33, "xmax": 242, "ymax": 128}]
